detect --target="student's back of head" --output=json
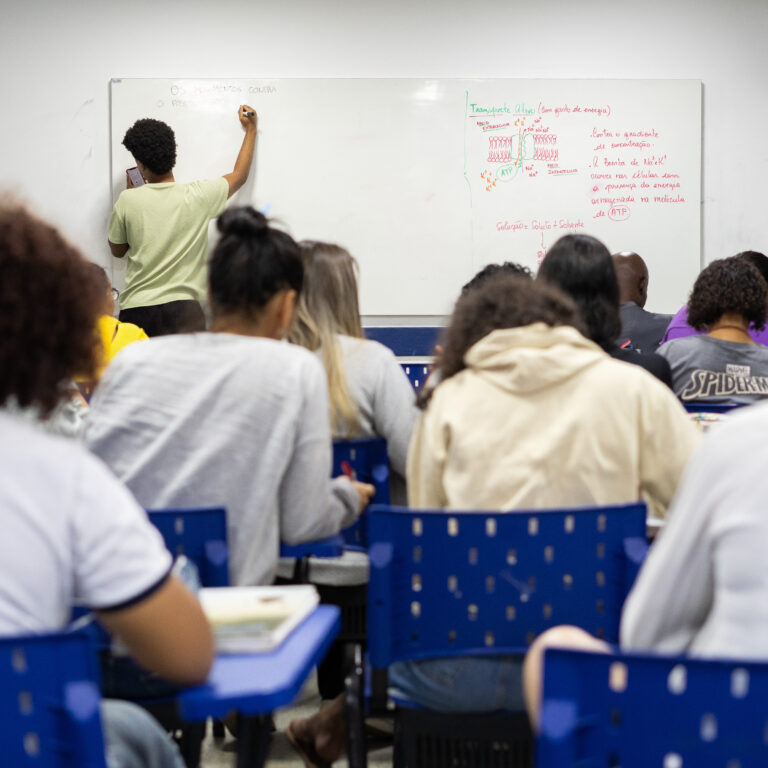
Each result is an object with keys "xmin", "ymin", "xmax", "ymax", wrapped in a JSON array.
[
  {"xmin": 537, "ymin": 234, "xmax": 621, "ymax": 350},
  {"xmin": 290, "ymin": 241, "xmax": 364, "ymax": 435},
  {"xmin": 208, "ymin": 207, "xmax": 303, "ymax": 332},
  {"xmin": 438, "ymin": 274, "xmax": 582, "ymax": 384},
  {"xmin": 0, "ymin": 202, "xmax": 102, "ymax": 415}
]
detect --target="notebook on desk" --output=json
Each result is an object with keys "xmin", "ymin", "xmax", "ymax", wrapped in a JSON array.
[{"xmin": 199, "ymin": 585, "xmax": 319, "ymax": 653}]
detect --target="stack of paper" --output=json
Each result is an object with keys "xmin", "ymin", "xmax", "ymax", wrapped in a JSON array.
[{"xmin": 199, "ymin": 585, "xmax": 319, "ymax": 653}]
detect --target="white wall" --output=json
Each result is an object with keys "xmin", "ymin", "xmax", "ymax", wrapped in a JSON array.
[{"xmin": 2, "ymin": 0, "xmax": 767, "ymax": 309}]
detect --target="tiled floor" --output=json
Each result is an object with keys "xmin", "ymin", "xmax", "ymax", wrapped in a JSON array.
[{"xmin": 198, "ymin": 671, "xmax": 393, "ymax": 767}]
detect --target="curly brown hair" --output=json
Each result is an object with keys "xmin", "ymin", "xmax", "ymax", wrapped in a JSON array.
[
  {"xmin": 687, "ymin": 255, "xmax": 767, "ymax": 331},
  {"xmin": 0, "ymin": 203, "xmax": 103, "ymax": 415},
  {"xmin": 425, "ymin": 274, "xmax": 583, "ymax": 405}
]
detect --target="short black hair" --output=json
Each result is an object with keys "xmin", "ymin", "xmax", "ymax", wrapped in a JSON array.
[
  {"xmin": 537, "ymin": 234, "xmax": 620, "ymax": 350},
  {"xmin": 737, "ymin": 251, "xmax": 768, "ymax": 284},
  {"xmin": 462, "ymin": 262, "xmax": 533, "ymax": 294},
  {"xmin": 208, "ymin": 207, "xmax": 303, "ymax": 318},
  {"xmin": 687, "ymin": 256, "xmax": 767, "ymax": 331},
  {"xmin": 123, "ymin": 119, "xmax": 177, "ymax": 175}
]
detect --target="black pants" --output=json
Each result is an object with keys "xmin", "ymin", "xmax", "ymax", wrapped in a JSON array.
[{"xmin": 119, "ymin": 300, "xmax": 206, "ymax": 337}]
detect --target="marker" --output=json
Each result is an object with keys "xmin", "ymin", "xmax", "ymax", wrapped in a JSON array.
[{"xmin": 242, "ymin": 110, "xmax": 255, "ymax": 117}]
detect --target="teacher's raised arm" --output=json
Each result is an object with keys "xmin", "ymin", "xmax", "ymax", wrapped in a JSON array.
[{"xmin": 223, "ymin": 104, "xmax": 258, "ymax": 199}]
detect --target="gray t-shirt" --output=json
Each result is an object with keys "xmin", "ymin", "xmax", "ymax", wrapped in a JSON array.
[
  {"xmin": 83, "ymin": 333, "xmax": 359, "ymax": 586},
  {"xmin": 657, "ymin": 334, "xmax": 768, "ymax": 403},
  {"xmin": 292, "ymin": 336, "xmax": 419, "ymax": 585},
  {"xmin": 335, "ymin": 335, "xmax": 419, "ymax": 496}
]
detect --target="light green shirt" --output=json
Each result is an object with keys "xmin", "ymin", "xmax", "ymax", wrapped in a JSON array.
[{"xmin": 108, "ymin": 178, "xmax": 228, "ymax": 309}]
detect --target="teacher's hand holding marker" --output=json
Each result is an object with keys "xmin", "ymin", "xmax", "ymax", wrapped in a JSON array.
[{"xmin": 224, "ymin": 104, "xmax": 258, "ymax": 197}]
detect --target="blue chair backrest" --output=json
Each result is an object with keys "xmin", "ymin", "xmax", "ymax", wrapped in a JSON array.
[
  {"xmin": 367, "ymin": 503, "xmax": 647, "ymax": 668},
  {"xmin": 399, "ymin": 363, "xmax": 432, "ymax": 391},
  {"xmin": 683, "ymin": 401, "xmax": 746, "ymax": 414},
  {"xmin": 0, "ymin": 631, "xmax": 106, "ymax": 767},
  {"xmin": 146, "ymin": 506, "xmax": 229, "ymax": 587},
  {"xmin": 333, "ymin": 438, "xmax": 390, "ymax": 548},
  {"xmin": 538, "ymin": 648, "xmax": 768, "ymax": 767}
]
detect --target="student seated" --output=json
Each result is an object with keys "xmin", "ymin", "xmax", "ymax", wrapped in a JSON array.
[
  {"xmin": 77, "ymin": 264, "xmax": 148, "ymax": 399},
  {"xmin": 290, "ymin": 240, "xmax": 419, "ymax": 505},
  {"xmin": 657, "ymin": 255, "xmax": 768, "ymax": 404},
  {"xmin": 537, "ymin": 234, "xmax": 672, "ymax": 387},
  {"xmin": 523, "ymin": 399, "xmax": 768, "ymax": 727},
  {"xmin": 85, "ymin": 207, "xmax": 373, "ymax": 587},
  {"xmin": 661, "ymin": 250, "xmax": 768, "ymax": 344},
  {"xmin": 0, "ymin": 202, "xmax": 212, "ymax": 768},
  {"xmin": 612, "ymin": 250, "xmax": 672, "ymax": 352},
  {"xmin": 287, "ymin": 275, "xmax": 698, "ymax": 766}
]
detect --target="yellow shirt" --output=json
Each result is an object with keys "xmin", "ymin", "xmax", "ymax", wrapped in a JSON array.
[
  {"xmin": 97, "ymin": 315, "xmax": 148, "ymax": 377},
  {"xmin": 108, "ymin": 178, "xmax": 228, "ymax": 309}
]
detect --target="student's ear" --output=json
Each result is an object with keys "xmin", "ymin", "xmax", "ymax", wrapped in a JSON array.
[{"xmin": 277, "ymin": 289, "xmax": 297, "ymax": 339}]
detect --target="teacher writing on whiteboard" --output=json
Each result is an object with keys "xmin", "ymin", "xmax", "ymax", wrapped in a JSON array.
[{"xmin": 107, "ymin": 105, "xmax": 257, "ymax": 336}]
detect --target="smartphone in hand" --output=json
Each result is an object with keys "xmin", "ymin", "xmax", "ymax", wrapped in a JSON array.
[{"xmin": 126, "ymin": 167, "xmax": 145, "ymax": 187}]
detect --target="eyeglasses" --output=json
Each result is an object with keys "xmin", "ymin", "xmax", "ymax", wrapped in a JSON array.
[{"xmin": 111, "ymin": 288, "xmax": 120, "ymax": 300}]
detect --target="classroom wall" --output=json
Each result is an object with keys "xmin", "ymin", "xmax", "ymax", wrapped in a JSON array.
[{"xmin": 1, "ymin": 0, "xmax": 767, "ymax": 312}]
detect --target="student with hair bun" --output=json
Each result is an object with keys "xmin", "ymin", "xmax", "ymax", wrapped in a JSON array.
[{"xmin": 86, "ymin": 207, "xmax": 374, "ymax": 587}]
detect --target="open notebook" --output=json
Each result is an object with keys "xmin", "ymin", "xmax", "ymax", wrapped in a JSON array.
[{"xmin": 199, "ymin": 585, "xmax": 319, "ymax": 654}]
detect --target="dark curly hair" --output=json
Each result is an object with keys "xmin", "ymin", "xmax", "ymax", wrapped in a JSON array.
[
  {"xmin": 123, "ymin": 118, "xmax": 177, "ymax": 175},
  {"xmin": 208, "ymin": 207, "xmax": 302, "ymax": 318},
  {"xmin": 537, "ymin": 234, "xmax": 620, "ymax": 350},
  {"xmin": 433, "ymin": 274, "xmax": 583, "ymax": 394},
  {"xmin": 737, "ymin": 251, "xmax": 768, "ymax": 284},
  {"xmin": 687, "ymin": 255, "xmax": 767, "ymax": 331},
  {"xmin": 462, "ymin": 262, "xmax": 533, "ymax": 294},
  {"xmin": 0, "ymin": 203, "xmax": 102, "ymax": 415}
]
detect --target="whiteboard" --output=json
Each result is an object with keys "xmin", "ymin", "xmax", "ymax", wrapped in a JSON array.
[{"xmin": 111, "ymin": 79, "xmax": 701, "ymax": 315}]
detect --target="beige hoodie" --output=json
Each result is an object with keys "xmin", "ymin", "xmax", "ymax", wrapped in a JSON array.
[{"xmin": 407, "ymin": 324, "xmax": 699, "ymax": 518}]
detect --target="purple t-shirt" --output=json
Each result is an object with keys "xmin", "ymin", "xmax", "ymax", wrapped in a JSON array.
[{"xmin": 661, "ymin": 306, "xmax": 768, "ymax": 346}]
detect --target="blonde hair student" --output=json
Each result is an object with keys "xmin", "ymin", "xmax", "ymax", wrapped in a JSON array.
[
  {"xmin": 290, "ymin": 242, "xmax": 418, "ymax": 485},
  {"xmin": 291, "ymin": 242, "xmax": 366, "ymax": 435}
]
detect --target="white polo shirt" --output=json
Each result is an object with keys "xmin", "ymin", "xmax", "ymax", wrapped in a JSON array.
[{"xmin": 0, "ymin": 411, "xmax": 172, "ymax": 635}]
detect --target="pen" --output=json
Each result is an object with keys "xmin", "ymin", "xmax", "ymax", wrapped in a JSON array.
[{"xmin": 243, "ymin": 110, "xmax": 255, "ymax": 117}]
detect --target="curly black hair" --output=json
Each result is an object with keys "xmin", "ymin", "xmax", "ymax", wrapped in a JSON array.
[
  {"xmin": 737, "ymin": 251, "xmax": 768, "ymax": 284},
  {"xmin": 537, "ymin": 234, "xmax": 621, "ymax": 350},
  {"xmin": 687, "ymin": 255, "xmax": 768, "ymax": 331},
  {"xmin": 123, "ymin": 118, "xmax": 177, "ymax": 175},
  {"xmin": 0, "ymin": 202, "xmax": 102, "ymax": 415},
  {"xmin": 462, "ymin": 262, "xmax": 533, "ymax": 294},
  {"xmin": 435, "ymin": 274, "xmax": 583, "ymax": 390}
]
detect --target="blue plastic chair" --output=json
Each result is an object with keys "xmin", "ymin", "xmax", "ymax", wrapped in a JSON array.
[
  {"xmin": 346, "ymin": 502, "xmax": 648, "ymax": 768},
  {"xmin": 399, "ymin": 363, "xmax": 432, "ymax": 392},
  {"xmin": 0, "ymin": 631, "xmax": 106, "ymax": 767},
  {"xmin": 538, "ymin": 648, "xmax": 768, "ymax": 767},
  {"xmin": 146, "ymin": 506, "xmax": 229, "ymax": 587},
  {"xmin": 333, "ymin": 437, "xmax": 390, "ymax": 549}
]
